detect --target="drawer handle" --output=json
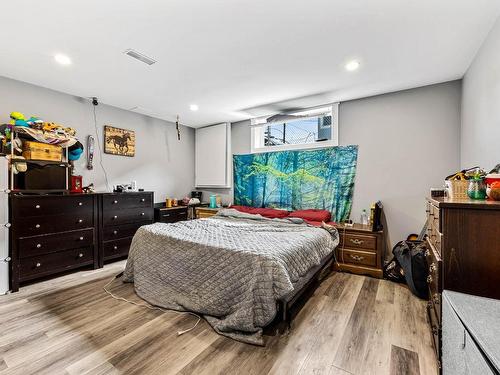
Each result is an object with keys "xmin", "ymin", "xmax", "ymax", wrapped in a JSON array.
[
  {"xmin": 141, "ymin": 198, "xmax": 145, "ymax": 202},
  {"xmin": 35, "ymin": 224, "xmax": 41, "ymax": 229},
  {"xmin": 36, "ymin": 243, "xmax": 42, "ymax": 248},
  {"xmin": 429, "ymin": 262, "xmax": 436, "ymax": 272},
  {"xmin": 36, "ymin": 262, "xmax": 41, "ymax": 268},
  {"xmin": 433, "ymin": 294, "xmax": 440, "ymax": 305},
  {"xmin": 113, "ymin": 200, "xmax": 118, "ymax": 204},
  {"xmin": 462, "ymin": 330, "xmax": 466, "ymax": 349},
  {"xmin": 35, "ymin": 204, "xmax": 40, "ymax": 209},
  {"xmin": 78, "ymin": 202, "xmax": 83, "ymax": 206},
  {"xmin": 78, "ymin": 219, "xmax": 83, "ymax": 223},
  {"xmin": 349, "ymin": 238, "xmax": 364, "ymax": 245},
  {"xmin": 113, "ymin": 230, "xmax": 118, "ymax": 235},
  {"xmin": 113, "ymin": 245, "xmax": 118, "ymax": 250},
  {"xmin": 427, "ymin": 275, "xmax": 433, "ymax": 283},
  {"xmin": 349, "ymin": 254, "xmax": 364, "ymax": 261},
  {"xmin": 141, "ymin": 212, "xmax": 145, "ymax": 216},
  {"xmin": 79, "ymin": 237, "xmax": 84, "ymax": 241},
  {"xmin": 78, "ymin": 253, "xmax": 84, "ymax": 258},
  {"xmin": 162, "ymin": 214, "xmax": 171, "ymax": 217},
  {"xmin": 113, "ymin": 215, "xmax": 118, "ymax": 219}
]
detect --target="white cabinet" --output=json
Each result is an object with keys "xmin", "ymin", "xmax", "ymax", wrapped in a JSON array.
[{"xmin": 195, "ymin": 123, "xmax": 231, "ymax": 188}]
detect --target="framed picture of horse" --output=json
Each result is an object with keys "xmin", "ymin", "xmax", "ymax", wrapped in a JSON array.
[{"xmin": 104, "ymin": 125, "xmax": 135, "ymax": 157}]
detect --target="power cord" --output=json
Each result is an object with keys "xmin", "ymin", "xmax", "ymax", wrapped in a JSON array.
[
  {"xmin": 103, "ymin": 272, "xmax": 201, "ymax": 336},
  {"xmin": 91, "ymin": 99, "xmax": 111, "ymax": 191}
]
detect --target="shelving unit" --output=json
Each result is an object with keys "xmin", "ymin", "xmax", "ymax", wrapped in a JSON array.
[{"xmin": 9, "ymin": 126, "xmax": 70, "ymax": 193}]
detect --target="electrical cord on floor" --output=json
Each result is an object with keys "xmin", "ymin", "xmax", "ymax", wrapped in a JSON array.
[{"xmin": 103, "ymin": 272, "xmax": 201, "ymax": 336}]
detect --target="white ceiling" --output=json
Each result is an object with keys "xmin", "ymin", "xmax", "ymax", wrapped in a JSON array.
[{"xmin": 1, "ymin": 0, "xmax": 499, "ymax": 128}]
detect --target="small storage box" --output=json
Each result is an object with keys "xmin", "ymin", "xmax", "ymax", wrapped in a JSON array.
[{"xmin": 22, "ymin": 141, "xmax": 62, "ymax": 161}]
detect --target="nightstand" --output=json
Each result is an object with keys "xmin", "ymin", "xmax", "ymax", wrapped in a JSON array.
[
  {"xmin": 154, "ymin": 204, "xmax": 188, "ymax": 223},
  {"xmin": 333, "ymin": 223, "xmax": 386, "ymax": 279},
  {"xmin": 195, "ymin": 207, "xmax": 220, "ymax": 219}
]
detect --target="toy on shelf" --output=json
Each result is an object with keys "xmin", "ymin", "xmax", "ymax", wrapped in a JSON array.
[{"xmin": 9, "ymin": 112, "xmax": 29, "ymax": 127}]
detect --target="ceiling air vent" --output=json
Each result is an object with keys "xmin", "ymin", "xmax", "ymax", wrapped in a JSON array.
[{"xmin": 124, "ymin": 49, "xmax": 156, "ymax": 65}]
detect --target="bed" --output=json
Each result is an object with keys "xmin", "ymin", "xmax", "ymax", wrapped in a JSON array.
[{"xmin": 123, "ymin": 208, "xmax": 339, "ymax": 345}]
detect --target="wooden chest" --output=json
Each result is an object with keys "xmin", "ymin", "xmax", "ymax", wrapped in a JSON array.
[
  {"xmin": 98, "ymin": 192, "xmax": 154, "ymax": 265},
  {"xmin": 22, "ymin": 141, "xmax": 62, "ymax": 161},
  {"xmin": 9, "ymin": 193, "xmax": 98, "ymax": 292},
  {"xmin": 333, "ymin": 223, "xmax": 386, "ymax": 279}
]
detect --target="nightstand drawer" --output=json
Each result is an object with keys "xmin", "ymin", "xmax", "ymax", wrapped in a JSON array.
[
  {"xmin": 336, "ymin": 248, "xmax": 377, "ymax": 267},
  {"xmin": 341, "ymin": 233, "xmax": 377, "ymax": 251},
  {"xmin": 195, "ymin": 208, "xmax": 219, "ymax": 219}
]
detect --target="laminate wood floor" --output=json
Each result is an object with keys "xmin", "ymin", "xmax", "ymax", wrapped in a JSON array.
[{"xmin": 0, "ymin": 261, "xmax": 438, "ymax": 375}]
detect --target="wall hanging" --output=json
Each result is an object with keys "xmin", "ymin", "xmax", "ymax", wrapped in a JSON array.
[
  {"xmin": 104, "ymin": 125, "xmax": 135, "ymax": 157},
  {"xmin": 233, "ymin": 145, "xmax": 358, "ymax": 222}
]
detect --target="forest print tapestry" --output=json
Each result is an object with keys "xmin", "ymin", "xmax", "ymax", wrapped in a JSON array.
[{"xmin": 233, "ymin": 145, "xmax": 358, "ymax": 222}]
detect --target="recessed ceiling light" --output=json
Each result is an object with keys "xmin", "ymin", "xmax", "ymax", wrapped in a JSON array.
[
  {"xmin": 190, "ymin": 104, "xmax": 199, "ymax": 111},
  {"xmin": 54, "ymin": 54, "xmax": 72, "ymax": 66},
  {"xmin": 345, "ymin": 60, "xmax": 360, "ymax": 72}
]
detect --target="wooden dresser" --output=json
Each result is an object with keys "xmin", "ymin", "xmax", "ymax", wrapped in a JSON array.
[
  {"xmin": 425, "ymin": 197, "xmax": 500, "ymax": 368},
  {"xmin": 98, "ymin": 192, "xmax": 154, "ymax": 265},
  {"xmin": 154, "ymin": 205, "xmax": 188, "ymax": 223},
  {"xmin": 333, "ymin": 223, "xmax": 385, "ymax": 279},
  {"xmin": 10, "ymin": 193, "xmax": 98, "ymax": 292}
]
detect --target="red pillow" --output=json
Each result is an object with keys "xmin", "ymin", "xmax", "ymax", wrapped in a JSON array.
[
  {"xmin": 289, "ymin": 209, "xmax": 331, "ymax": 222},
  {"xmin": 230, "ymin": 205, "xmax": 254, "ymax": 214},
  {"xmin": 251, "ymin": 207, "xmax": 290, "ymax": 219},
  {"xmin": 230, "ymin": 205, "xmax": 290, "ymax": 219}
]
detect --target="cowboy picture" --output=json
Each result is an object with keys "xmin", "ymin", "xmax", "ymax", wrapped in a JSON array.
[{"xmin": 104, "ymin": 125, "xmax": 135, "ymax": 157}]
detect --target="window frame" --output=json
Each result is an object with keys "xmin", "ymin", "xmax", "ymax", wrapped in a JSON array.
[{"xmin": 250, "ymin": 103, "xmax": 339, "ymax": 154}]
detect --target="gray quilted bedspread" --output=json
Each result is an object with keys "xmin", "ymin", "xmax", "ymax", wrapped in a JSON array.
[{"xmin": 123, "ymin": 209, "xmax": 339, "ymax": 345}]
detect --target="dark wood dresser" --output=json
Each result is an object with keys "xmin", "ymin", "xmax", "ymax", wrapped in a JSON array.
[
  {"xmin": 9, "ymin": 193, "xmax": 98, "ymax": 292},
  {"xmin": 154, "ymin": 204, "xmax": 188, "ymax": 223},
  {"xmin": 333, "ymin": 223, "xmax": 386, "ymax": 279},
  {"xmin": 99, "ymin": 192, "xmax": 154, "ymax": 265},
  {"xmin": 425, "ymin": 197, "xmax": 500, "ymax": 368}
]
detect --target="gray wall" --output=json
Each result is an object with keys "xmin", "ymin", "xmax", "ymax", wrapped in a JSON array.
[
  {"xmin": 0, "ymin": 76, "xmax": 195, "ymax": 201},
  {"xmin": 228, "ymin": 81, "xmax": 462, "ymax": 247},
  {"xmin": 461, "ymin": 17, "xmax": 500, "ymax": 171}
]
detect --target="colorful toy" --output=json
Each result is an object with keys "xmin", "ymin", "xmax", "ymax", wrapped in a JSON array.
[
  {"xmin": 9, "ymin": 112, "xmax": 29, "ymax": 127},
  {"xmin": 27, "ymin": 116, "xmax": 44, "ymax": 130}
]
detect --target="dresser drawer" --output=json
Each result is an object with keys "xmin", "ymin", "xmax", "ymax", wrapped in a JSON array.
[
  {"xmin": 13, "ymin": 211, "xmax": 94, "ymax": 237},
  {"xmin": 425, "ymin": 240, "xmax": 442, "ymax": 295},
  {"xmin": 103, "ymin": 207, "xmax": 153, "ymax": 226},
  {"xmin": 102, "ymin": 222, "xmax": 148, "ymax": 241},
  {"xmin": 336, "ymin": 248, "xmax": 377, "ymax": 267},
  {"xmin": 11, "ymin": 195, "xmax": 93, "ymax": 218},
  {"xmin": 19, "ymin": 247, "xmax": 93, "ymax": 281},
  {"xmin": 102, "ymin": 194, "xmax": 152, "ymax": 210},
  {"xmin": 103, "ymin": 237, "xmax": 133, "ymax": 260},
  {"xmin": 18, "ymin": 228, "xmax": 94, "ymax": 258},
  {"xmin": 340, "ymin": 233, "xmax": 377, "ymax": 251}
]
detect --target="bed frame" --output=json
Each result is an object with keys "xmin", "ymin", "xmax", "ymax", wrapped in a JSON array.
[{"xmin": 272, "ymin": 251, "xmax": 335, "ymax": 332}]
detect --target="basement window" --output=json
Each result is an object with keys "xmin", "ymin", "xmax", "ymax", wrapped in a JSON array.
[{"xmin": 250, "ymin": 103, "xmax": 339, "ymax": 153}]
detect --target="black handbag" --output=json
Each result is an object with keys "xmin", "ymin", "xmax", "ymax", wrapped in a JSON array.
[{"xmin": 391, "ymin": 240, "xmax": 429, "ymax": 299}]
